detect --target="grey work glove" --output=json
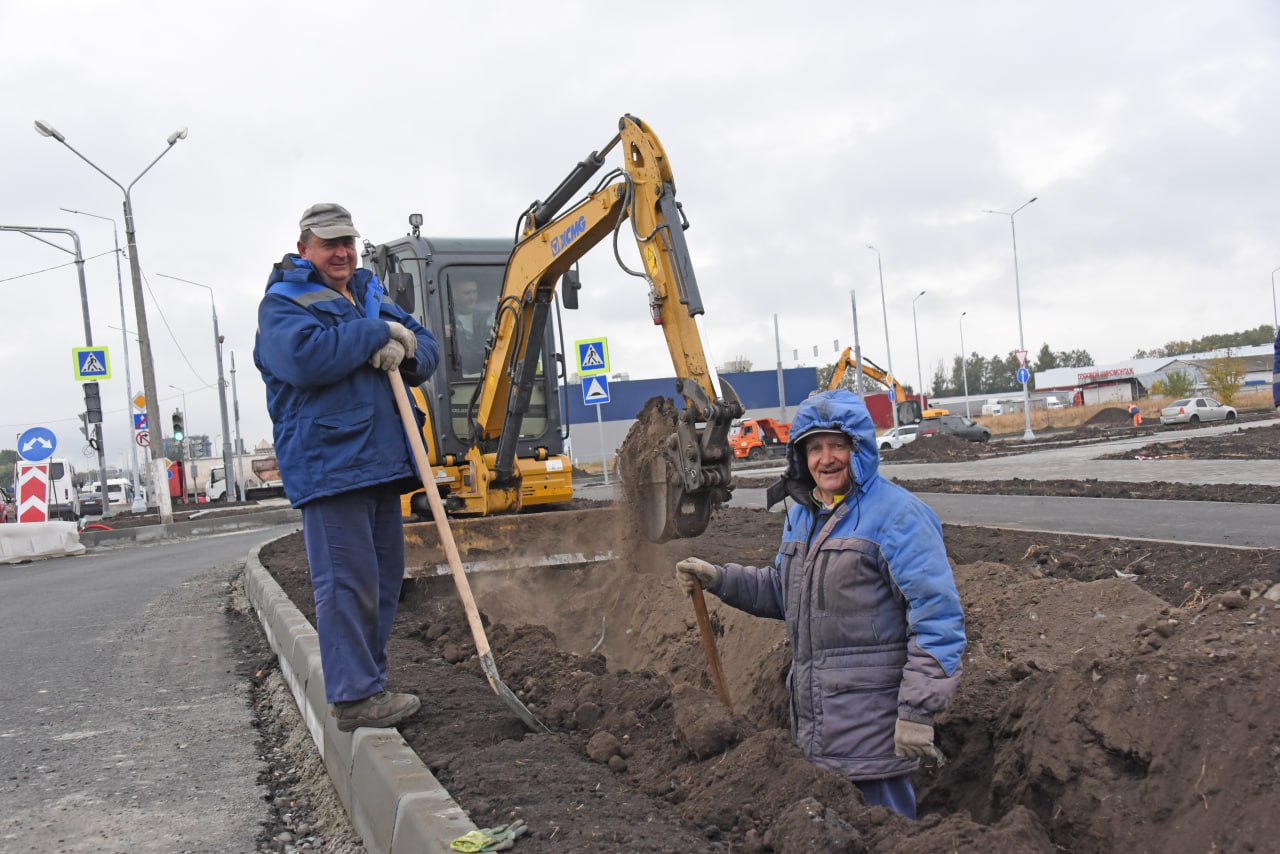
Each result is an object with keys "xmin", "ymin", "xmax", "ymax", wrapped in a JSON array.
[
  {"xmin": 369, "ymin": 338, "xmax": 406, "ymax": 372},
  {"xmin": 894, "ymin": 719, "xmax": 940, "ymax": 761},
  {"xmin": 386, "ymin": 321, "xmax": 418, "ymax": 356},
  {"xmin": 675, "ymin": 557, "xmax": 721, "ymax": 595}
]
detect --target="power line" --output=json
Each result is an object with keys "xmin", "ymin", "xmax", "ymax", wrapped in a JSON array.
[{"xmin": 0, "ymin": 249, "xmax": 119, "ymax": 285}]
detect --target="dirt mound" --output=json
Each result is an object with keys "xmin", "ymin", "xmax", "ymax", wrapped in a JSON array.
[
  {"xmin": 1103, "ymin": 423, "xmax": 1280, "ymax": 460},
  {"xmin": 1082, "ymin": 406, "xmax": 1134, "ymax": 426},
  {"xmin": 886, "ymin": 433, "xmax": 989, "ymax": 462},
  {"xmin": 259, "ymin": 503, "xmax": 1280, "ymax": 851},
  {"xmin": 896, "ymin": 477, "xmax": 1280, "ymax": 504}
]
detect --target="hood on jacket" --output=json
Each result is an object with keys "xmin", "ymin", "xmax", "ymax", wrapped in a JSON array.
[{"xmin": 765, "ymin": 389, "xmax": 881, "ymax": 509}]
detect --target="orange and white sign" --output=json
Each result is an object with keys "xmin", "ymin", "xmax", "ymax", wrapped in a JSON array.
[{"xmin": 16, "ymin": 462, "xmax": 50, "ymax": 523}]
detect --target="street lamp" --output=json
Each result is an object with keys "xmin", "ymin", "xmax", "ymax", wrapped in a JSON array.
[
  {"xmin": 35, "ymin": 119, "xmax": 187, "ymax": 524},
  {"xmin": 0, "ymin": 225, "xmax": 112, "ymax": 515},
  {"xmin": 157, "ymin": 274, "xmax": 235, "ymax": 503},
  {"xmin": 983, "ymin": 196, "xmax": 1038, "ymax": 439},
  {"xmin": 168, "ymin": 384, "xmax": 189, "ymax": 504},
  {"xmin": 1271, "ymin": 266, "xmax": 1279, "ymax": 333},
  {"xmin": 61, "ymin": 208, "xmax": 147, "ymax": 513},
  {"xmin": 911, "ymin": 290, "xmax": 927, "ymax": 404},
  {"xmin": 959, "ymin": 312, "xmax": 971, "ymax": 418},
  {"xmin": 866, "ymin": 245, "xmax": 899, "ymax": 429}
]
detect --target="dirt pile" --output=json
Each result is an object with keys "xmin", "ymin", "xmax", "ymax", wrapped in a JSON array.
[
  {"xmin": 1082, "ymin": 407, "xmax": 1135, "ymax": 426},
  {"xmin": 260, "ymin": 503, "xmax": 1280, "ymax": 852},
  {"xmin": 886, "ymin": 433, "xmax": 991, "ymax": 462},
  {"xmin": 894, "ymin": 477, "xmax": 1280, "ymax": 504},
  {"xmin": 1103, "ymin": 423, "xmax": 1280, "ymax": 460}
]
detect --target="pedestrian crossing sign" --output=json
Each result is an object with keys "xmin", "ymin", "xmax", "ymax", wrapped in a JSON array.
[
  {"xmin": 575, "ymin": 337, "xmax": 609, "ymax": 376},
  {"xmin": 72, "ymin": 346, "xmax": 111, "ymax": 381},
  {"xmin": 582, "ymin": 374, "xmax": 611, "ymax": 406}
]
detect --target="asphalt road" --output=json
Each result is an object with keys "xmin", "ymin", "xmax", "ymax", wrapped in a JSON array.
[{"xmin": 0, "ymin": 525, "xmax": 291, "ymax": 853}]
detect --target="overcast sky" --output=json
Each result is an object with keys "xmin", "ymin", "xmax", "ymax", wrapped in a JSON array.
[{"xmin": 3, "ymin": 1, "xmax": 1277, "ymax": 472}]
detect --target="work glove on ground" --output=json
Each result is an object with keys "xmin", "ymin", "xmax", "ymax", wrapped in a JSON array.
[
  {"xmin": 450, "ymin": 819, "xmax": 528, "ymax": 852},
  {"xmin": 894, "ymin": 719, "xmax": 943, "ymax": 762},
  {"xmin": 369, "ymin": 338, "xmax": 406, "ymax": 372},
  {"xmin": 385, "ymin": 320, "xmax": 418, "ymax": 356},
  {"xmin": 676, "ymin": 557, "xmax": 722, "ymax": 595}
]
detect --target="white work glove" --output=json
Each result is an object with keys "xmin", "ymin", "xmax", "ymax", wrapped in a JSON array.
[
  {"xmin": 894, "ymin": 719, "xmax": 937, "ymax": 760},
  {"xmin": 368, "ymin": 338, "xmax": 406, "ymax": 372},
  {"xmin": 675, "ymin": 557, "xmax": 721, "ymax": 595},
  {"xmin": 385, "ymin": 321, "xmax": 418, "ymax": 357}
]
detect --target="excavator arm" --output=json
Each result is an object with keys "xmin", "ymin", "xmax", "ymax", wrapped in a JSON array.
[
  {"xmin": 469, "ymin": 115, "xmax": 742, "ymax": 540},
  {"xmin": 829, "ymin": 347, "xmax": 923, "ymax": 424}
]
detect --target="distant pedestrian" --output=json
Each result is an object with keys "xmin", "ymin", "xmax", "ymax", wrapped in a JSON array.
[
  {"xmin": 676, "ymin": 389, "xmax": 966, "ymax": 819},
  {"xmin": 1129, "ymin": 404, "xmax": 1142, "ymax": 427},
  {"xmin": 255, "ymin": 203, "xmax": 440, "ymax": 731}
]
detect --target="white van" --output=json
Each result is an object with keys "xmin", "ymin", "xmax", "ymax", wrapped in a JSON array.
[
  {"xmin": 86, "ymin": 478, "xmax": 135, "ymax": 512},
  {"xmin": 46, "ymin": 458, "xmax": 81, "ymax": 521},
  {"xmin": 980, "ymin": 400, "xmax": 1005, "ymax": 417}
]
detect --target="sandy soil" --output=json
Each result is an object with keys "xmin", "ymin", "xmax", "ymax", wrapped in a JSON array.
[{"xmin": 260, "ymin": 447, "xmax": 1280, "ymax": 854}]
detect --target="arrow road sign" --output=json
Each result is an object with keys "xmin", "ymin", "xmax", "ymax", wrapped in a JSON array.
[
  {"xmin": 16, "ymin": 462, "xmax": 50, "ymax": 523},
  {"xmin": 17, "ymin": 426, "xmax": 57, "ymax": 462},
  {"xmin": 582, "ymin": 374, "xmax": 611, "ymax": 406},
  {"xmin": 1016, "ymin": 367, "xmax": 1030, "ymax": 385},
  {"xmin": 133, "ymin": 413, "xmax": 148, "ymax": 431}
]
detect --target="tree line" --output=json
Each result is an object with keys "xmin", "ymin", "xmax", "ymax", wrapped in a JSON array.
[
  {"xmin": 925, "ymin": 343, "xmax": 1093, "ymax": 398},
  {"xmin": 1132, "ymin": 324, "xmax": 1274, "ymax": 359}
]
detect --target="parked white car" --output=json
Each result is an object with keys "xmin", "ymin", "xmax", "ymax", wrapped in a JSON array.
[
  {"xmin": 878, "ymin": 425, "xmax": 920, "ymax": 451},
  {"xmin": 1159, "ymin": 397, "xmax": 1237, "ymax": 425}
]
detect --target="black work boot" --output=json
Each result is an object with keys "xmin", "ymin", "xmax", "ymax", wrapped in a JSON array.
[{"xmin": 331, "ymin": 691, "xmax": 421, "ymax": 732}]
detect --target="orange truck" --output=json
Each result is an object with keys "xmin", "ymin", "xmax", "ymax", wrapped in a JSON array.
[{"xmin": 730, "ymin": 417, "xmax": 791, "ymax": 460}]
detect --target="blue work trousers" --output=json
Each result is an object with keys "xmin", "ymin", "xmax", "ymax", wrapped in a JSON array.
[
  {"xmin": 301, "ymin": 484, "xmax": 405, "ymax": 704},
  {"xmin": 856, "ymin": 774, "xmax": 917, "ymax": 819}
]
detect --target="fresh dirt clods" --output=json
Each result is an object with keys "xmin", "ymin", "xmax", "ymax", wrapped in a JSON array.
[
  {"xmin": 258, "ymin": 491, "xmax": 1280, "ymax": 852},
  {"xmin": 1103, "ymin": 423, "xmax": 1280, "ymax": 460}
]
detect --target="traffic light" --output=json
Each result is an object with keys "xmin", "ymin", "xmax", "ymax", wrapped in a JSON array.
[
  {"xmin": 78, "ymin": 412, "xmax": 90, "ymax": 440},
  {"xmin": 83, "ymin": 381, "xmax": 103, "ymax": 424},
  {"xmin": 172, "ymin": 409, "xmax": 185, "ymax": 441}
]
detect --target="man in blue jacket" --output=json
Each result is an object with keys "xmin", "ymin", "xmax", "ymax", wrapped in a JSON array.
[
  {"xmin": 255, "ymin": 203, "xmax": 440, "ymax": 732},
  {"xmin": 676, "ymin": 389, "xmax": 965, "ymax": 819}
]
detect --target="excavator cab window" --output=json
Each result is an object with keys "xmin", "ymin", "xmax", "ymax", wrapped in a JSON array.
[{"xmin": 442, "ymin": 266, "xmax": 550, "ymax": 442}]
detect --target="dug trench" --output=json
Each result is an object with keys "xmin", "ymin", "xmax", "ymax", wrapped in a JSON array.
[{"xmin": 259, "ymin": 500, "xmax": 1280, "ymax": 853}]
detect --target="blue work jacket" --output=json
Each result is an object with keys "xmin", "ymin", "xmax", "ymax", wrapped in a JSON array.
[{"xmin": 253, "ymin": 256, "xmax": 439, "ymax": 507}]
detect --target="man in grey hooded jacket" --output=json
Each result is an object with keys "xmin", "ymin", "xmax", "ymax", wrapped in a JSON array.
[{"xmin": 677, "ymin": 389, "xmax": 966, "ymax": 819}]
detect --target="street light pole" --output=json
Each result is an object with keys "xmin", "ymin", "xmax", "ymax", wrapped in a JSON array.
[
  {"xmin": 230, "ymin": 352, "xmax": 246, "ymax": 501},
  {"xmin": 983, "ymin": 196, "xmax": 1038, "ymax": 439},
  {"xmin": 911, "ymin": 290, "xmax": 927, "ymax": 404},
  {"xmin": 0, "ymin": 225, "xmax": 111, "ymax": 516},
  {"xmin": 959, "ymin": 312, "xmax": 971, "ymax": 418},
  {"xmin": 157, "ymin": 274, "xmax": 235, "ymax": 503},
  {"xmin": 35, "ymin": 119, "xmax": 187, "ymax": 524},
  {"xmin": 61, "ymin": 208, "xmax": 147, "ymax": 513},
  {"xmin": 866, "ymin": 245, "xmax": 899, "ymax": 429},
  {"xmin": 1271, "ymin": 266, "xmax": 1279, "ymax": 333}
]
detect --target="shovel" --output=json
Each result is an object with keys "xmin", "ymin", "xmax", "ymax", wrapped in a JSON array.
[
  {"xmin": 388, "ymin": 368, "xmax": 548, "ymax": 733},
  {"xmin": 689, "ymin": 579, "xmax": 733, "ymax": 712}
]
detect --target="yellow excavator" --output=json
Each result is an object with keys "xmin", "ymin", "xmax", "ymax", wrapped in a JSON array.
[
  {"xmin": 364, "ymin": 115, "xmax": 742, "ymax": 548},
  {"xmin": 828, "ymin": 347, "xmax": 941, "ymax": 423}
]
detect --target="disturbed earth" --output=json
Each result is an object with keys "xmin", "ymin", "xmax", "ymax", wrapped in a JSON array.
[{"xmin": 256, "ymin": 416, "xmax": 1280, "ymax": 853}]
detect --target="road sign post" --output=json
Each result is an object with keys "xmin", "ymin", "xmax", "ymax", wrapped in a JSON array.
[{"xmin": 581, "ymin": 375, "xmax": 613, "ymax": 485}]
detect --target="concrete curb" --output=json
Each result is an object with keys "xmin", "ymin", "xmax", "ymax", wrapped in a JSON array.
[
  {"xmin": 81, "ymin": 507, "xmax": 303, "ymax": 547},
  {"xmin": 244, "ymin": 538, "xmax": 475, "ymax": 854}
]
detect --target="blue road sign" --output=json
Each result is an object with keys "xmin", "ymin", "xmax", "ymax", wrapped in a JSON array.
[
  {"xmin": 133, "ymin": 413, "xmax": 148, "ymax": 431},
  {"xmin": 582, "ymin": 374, "xmax": 611, "ymax": 406},
  {"xmin": 1016, "ymin": 367, "xmax": 1030, "ymax": 385},
  {"xmin": 73, "ymin": 346, "xmax": 111, "ymax": 381},
  {"xmin": 575, "ymin": 337, "xmax": 609, "ymax": 375},
  {"xmin": 18, "ymin": 426, "xmax": 57, "ymax": 462}
]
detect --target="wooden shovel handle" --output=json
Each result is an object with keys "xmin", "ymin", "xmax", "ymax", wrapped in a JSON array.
[
  {"xmin": 389, "ymin": 369, "xmax": 491, "ymax": 659},
  {"xmin": 690, "ymin": 580, "xmax": 733, "ymax": 712}
]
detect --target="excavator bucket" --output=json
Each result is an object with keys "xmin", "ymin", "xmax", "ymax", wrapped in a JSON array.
[{"xmin": 402, "ymin": 507, "xmax": 621, "ymax": 578}]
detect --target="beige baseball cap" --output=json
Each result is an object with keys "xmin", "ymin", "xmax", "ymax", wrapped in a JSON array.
[{"xmin": 299, "ymin": 203, "xmax": 360, "ymax": 239}]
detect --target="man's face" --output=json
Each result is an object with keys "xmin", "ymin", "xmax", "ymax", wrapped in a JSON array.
[
  {"xmin": 298, "ymin": 235, "xmax": 357, "ymax": 290},
  {"xmin": 455, "ymin": 280, "xmax": 479, "ymax": 313},
  {"xmin": 805, "ymin": 432, "xmax": 853, "ymax": 500}
]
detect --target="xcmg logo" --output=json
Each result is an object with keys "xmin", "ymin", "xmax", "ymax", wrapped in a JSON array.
[{"xmin": 550, "ymin": 216, "xmax": 587, "ymax": 256}]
